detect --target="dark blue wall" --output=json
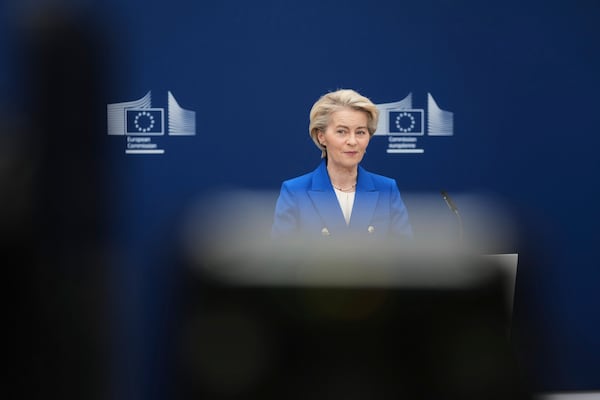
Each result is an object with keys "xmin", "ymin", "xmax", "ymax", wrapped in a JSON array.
[{"xmin": 2, "ymin": 0, "xmax": 599, "ymax": 398}]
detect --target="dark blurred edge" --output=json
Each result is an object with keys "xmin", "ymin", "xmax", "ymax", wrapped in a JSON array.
[{"xmin": 3, "ymin": 8, "xmax": 111, "ymax": 400}]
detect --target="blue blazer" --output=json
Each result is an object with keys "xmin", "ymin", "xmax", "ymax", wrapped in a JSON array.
[{"xmin": 272, "ymin": 160, "xmax": 412, "ymax": 240}]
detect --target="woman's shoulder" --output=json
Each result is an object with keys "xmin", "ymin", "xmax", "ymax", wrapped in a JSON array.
[
  {"xmin": 280, "ymin": 161, "xmax": 324, "ymax": 189},
  {"xmin": 359, "ymin": 167, "xmax": 398, "ymax": 189},
  {"xmin": 281, "ymin": 169, "xmax": 316, "ymax": 189}
]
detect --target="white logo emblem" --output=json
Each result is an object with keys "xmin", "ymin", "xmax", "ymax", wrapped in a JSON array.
[
  {"xmin": 375, "ymin": 93, "xmax": 453, "ymax": 154},
  {"xmin": 107, "ymin": 91, "xmax": 196, "ymax": 154}
]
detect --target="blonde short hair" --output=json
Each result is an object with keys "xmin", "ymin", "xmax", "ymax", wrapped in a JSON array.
[{"xmin": 309, "ymin": 89, "xmax": 379, "ymax": 158}]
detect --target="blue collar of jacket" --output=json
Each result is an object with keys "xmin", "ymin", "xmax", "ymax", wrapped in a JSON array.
[
  {"xmin": 310, "ymin": 159, "xmax": 376, "ymax": 192},
  {"xmin": 308, "ymin": 159, "xmax": 379, "ymax": 234}
]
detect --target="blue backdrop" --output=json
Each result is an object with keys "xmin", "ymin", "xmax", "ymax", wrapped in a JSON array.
[{"xmin": 2, "ymin": 0, "xmax": 599, "ymax": 398}]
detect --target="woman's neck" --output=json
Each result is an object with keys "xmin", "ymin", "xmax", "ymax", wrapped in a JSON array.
[{"xmin": 327, "ymin": 163, "xmax": 357, "ymax": 191}]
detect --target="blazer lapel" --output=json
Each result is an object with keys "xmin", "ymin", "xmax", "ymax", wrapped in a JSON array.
[
  {"xmin": 349, "ymin": 166, "xmax": 379, "ymax": 233},
  {"xmin": 307, "ymin": 161, "xmax": 347, "ymax": 235}
]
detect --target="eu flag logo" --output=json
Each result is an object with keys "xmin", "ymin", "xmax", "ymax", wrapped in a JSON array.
[
  {"xmin": 388, "ymin": 110, "xmax": 424, "ymax": 135},
  {"xmin": 126, "ymin": 108, "xmax": 164, "ymax": 135}
]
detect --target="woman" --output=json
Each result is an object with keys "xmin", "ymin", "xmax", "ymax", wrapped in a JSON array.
[{"xmin": 271, "ymin": 89, "xmax": 412, "ymax": 241}]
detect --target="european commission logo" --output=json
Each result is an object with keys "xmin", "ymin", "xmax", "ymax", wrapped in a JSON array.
[
  {"xmin": 107, "ymin": 91, "xmax": 196, "ymax": 154},
  {"xmin": 389, "ymin": 110, "xmax": 424, "ymax": 135},
  {"xmin": 374, "ymin": 93, "xmax": 453, "ymax": 154}
]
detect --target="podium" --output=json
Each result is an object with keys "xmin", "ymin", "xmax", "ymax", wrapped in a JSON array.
[{"xmin": 176, "ymin": 246, "xmax": 529, "ymax": 399}]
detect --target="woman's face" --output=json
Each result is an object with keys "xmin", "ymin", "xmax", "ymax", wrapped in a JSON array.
[{"xmin": 318, "ymin": 108, "xmax": 370, "ymax": 172}]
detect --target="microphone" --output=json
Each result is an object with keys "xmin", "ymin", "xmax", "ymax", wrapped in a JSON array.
[{"xmin": 441, "ymin": 190, "xmax": 464, "ymax": 244}]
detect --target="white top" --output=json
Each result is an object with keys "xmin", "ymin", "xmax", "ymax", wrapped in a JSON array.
[{"xmin": 333, "ymin": 188, "xmax": 355, "ymax": 226}]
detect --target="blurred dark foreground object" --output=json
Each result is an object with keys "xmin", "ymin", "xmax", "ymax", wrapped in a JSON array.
[
  {"xmin": 176, "ymin": 254, "xmax": 531, "ymax": 400},
  {"xmin": 3, "ymin": 7, "xmax": 110, "ymax": 400}
]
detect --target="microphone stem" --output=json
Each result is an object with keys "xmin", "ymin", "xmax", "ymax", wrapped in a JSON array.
[
  {"xmin": 452, "ymin": 208, "xmax": 464, "ymax": 245},
  {"xmin": 441, "ymin": 190, "xmax": 464, "ymax": 245}
]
